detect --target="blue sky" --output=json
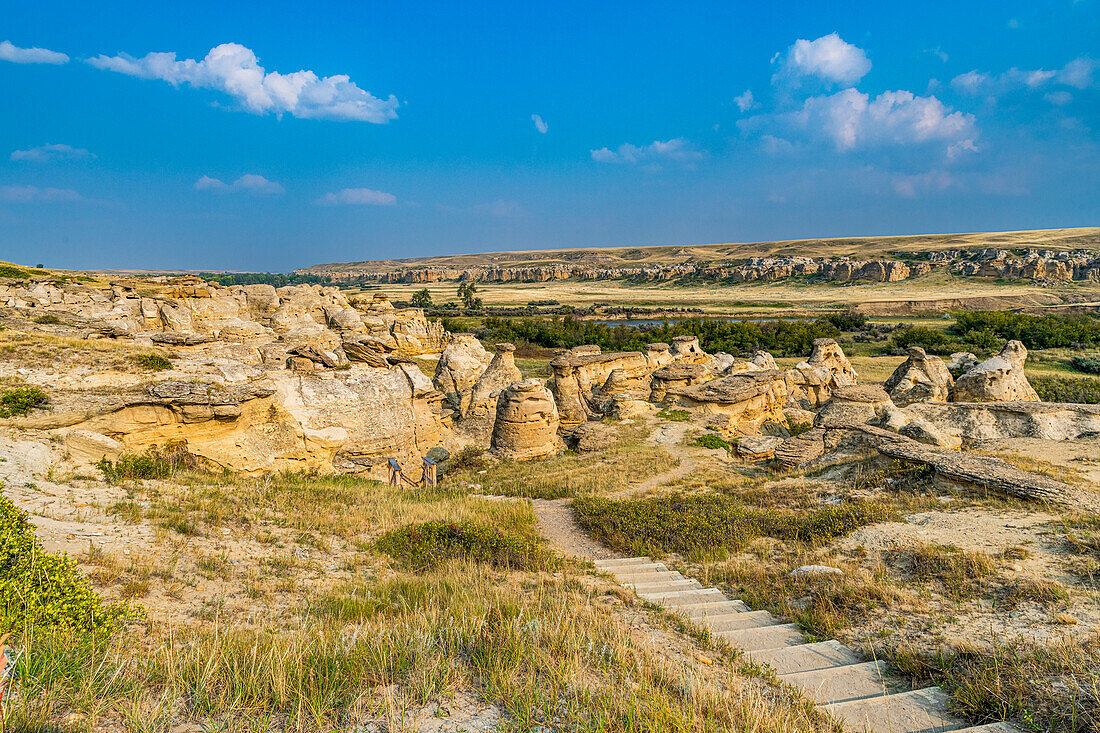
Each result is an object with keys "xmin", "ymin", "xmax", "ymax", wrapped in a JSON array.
[{"xmin": 1, "ymin": 0, "xmax": 1097, "ymax": 271}]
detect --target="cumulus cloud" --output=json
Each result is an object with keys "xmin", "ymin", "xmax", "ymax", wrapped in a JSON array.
[
  {"xmin": 194, "ymin": 174, "xmax": 284, "ymax": 194},
  {"xmin": 0, "ymin": 40, "xmax": 68, "ymax": 65},
  {"xmin": 744, "ymin": 88, "xmax": 977, "ymax": 156},
  {"xmin": 0, "ymin": 185, "xmax": 82, "ymax": 203},
  {"xmin": 892, "ymin": 171, "xmax": 957, "ymax": 198},
  {"xmin": 315, "ymin": 188, "xmax": 397, "ymax": 206},
  {"xmin": 951, "ymin": 57, "xmax": 1097, "ymax": 96},
  {"xmin": 88, "ymin": 43, "xmax": 399, "ymax": 122},
  {"xmin": 772, "ymin": 33, "xmax": 871, "ymax": 88},
  {"xmin": 531, "ymin": 114, "xmax": 548, "ymax": 134},
  {"xmin": 734, "ymin": 90, "xmax": 756, "ymax": 112},
  {"xmin": 10, "ymin": 144, "xmax": 95, "ymax": 163},
  {"xmin": 590, "ymin": 138, "xmax": 704, "ymax": 165}
]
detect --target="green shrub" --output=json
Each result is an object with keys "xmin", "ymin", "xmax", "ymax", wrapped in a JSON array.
[
  {"xmin": 32, "ymin": 314, "xmax": 61, "ymax": 325},
  {"xmin": 1070, "ymin": 354, "xmax": 1100, "ymax": 375},
  {"xmin": 787, "ymin": 422, "xmax": 813, "ymax": 437},
  {"xmin": 573, "ymin": 493, "xmax": 895, "ymax": 557},
  {"xmin": 0, "ymin": 265, "xmax": 30, "ymax": 280},
  {"xmin": 96, "ymin": 444, "xmax": 193, "ymax": 483},
  {"xmin": 376, "ymin": 520, "xmax": 558, "ymax": 571},
  {"xmin": 657, "ymin": 408, "xmax": 691, "ymax": 422},
  {"xmin": 133, "ymin": 353, "xmax": 172, "ymax": 371},
  {"xmin": 441, "ymin": 446, "xmax": 488, "ymax": 475},
  {"xmin": 953, "ymin": 310, "xmax": 1100, "ymax": 349},
  {"xmin": 891, "ymin": 326, "xmax": 956, "ymax": 353},
  {"xmin": 1030, "ymin": 376, "xmax": 1100, "ymax": 404},
  {"xmin": 0, "ymin": 387, "xmax": 48, "ymax": 417},
  {"xmin": 0, "ymin": 494, "xmax": 137, "ymax": 634},
  {"xmin": 692, "ymin": 433, "xmax": 732, "ymax": 452}
]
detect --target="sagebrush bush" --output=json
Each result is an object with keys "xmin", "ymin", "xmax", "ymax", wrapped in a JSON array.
[
  {"xmin": 1030, "ymin": 376, "xmax": 1100, "ymax": 404},
  {"xmin": 0, "ymin": 494, "xmax": 137, "ymax": 634},
  {"xmin": 0, "ymin": 387, "xmax": 48, "ymax": 418},
  {"xmin": 1071, "ymin": 354, "xmax": 1100, "ymax": 375},
  {"xmin": 133, "ymin": 353, "xmax": 172, "ymax": 371},
  {"xmin": 692, "ymin": 433, "xmax": 732, "ymax": 452},
  {"xmin": 376, "ymin": 520, "xmax": 559, "ymax": 571},
  {"xmin": 96, "ymin": 443, "xmax": 194, "ymax": 483},
  {"xmin": 32, "ymin": 314, "xmax": 61, "ymax": 325},
  {"xmin": 574, "ymin": 493, "xmax": 895, "ymax": 556}
]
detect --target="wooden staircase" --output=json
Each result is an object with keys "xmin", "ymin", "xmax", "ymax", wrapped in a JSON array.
[{"xmin": 594, "ymin": 557, "xmax": 1020, "ymax": 733}]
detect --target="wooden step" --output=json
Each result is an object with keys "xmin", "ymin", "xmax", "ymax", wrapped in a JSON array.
[
  {"xmin": 745, "ymin": 640, "xmax": 863, "ymax": 675},
  {"xmin": 781, "ymin": 661, "xmax": 892, "ymax": 705},
  {"xmin": 825, "ymin": 686, "xmax": 961, "ymax": 733},
  {"xmin": 952, "ymin": 724, "xmax": 1022, "ymax": 732},
  {"xmin": 716, "ymin": 623, "xmax": 804, "ymax": 652}
]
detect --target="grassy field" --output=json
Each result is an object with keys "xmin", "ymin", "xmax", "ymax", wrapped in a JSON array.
[{"xmin": 300, "ymin": 227, "xmax": 1100, "ymax": 273}]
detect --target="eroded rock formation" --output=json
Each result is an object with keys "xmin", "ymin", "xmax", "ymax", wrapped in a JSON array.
[
  {"xmin": 952, "ymin": 341, "xmax": 1039, "ymax": 403},
  {"xmin": 490, "ymin": 379, "xmax": 561, "ymax": 460},
  {"xmin": 884, "ymin": 347, "xmax": 954, "ymax": 406}
]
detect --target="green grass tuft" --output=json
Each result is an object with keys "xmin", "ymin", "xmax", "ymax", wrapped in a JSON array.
[{"xmin": 0, "ymin": 387, "xmax": 48, "ymax": 418}]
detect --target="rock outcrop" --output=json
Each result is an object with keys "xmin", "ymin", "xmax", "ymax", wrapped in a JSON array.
[
  {"xmin": 814, "ymin": 385, "xmax": 896, "ymax": 428},
  {"xmin": 952, "ymin": 341, "xmax": 1039, "ymax": 403},
  {"xmin": 784, "ymin": 339, "xmax": 857, "ymax": 409},
  {"xmin": 459, "ymin": 343, "xmax": 524, "ymax": 443},
  {"xmin": 433, "ymin": 335, "xmax": 493, "ymax": 414},
  {"xmin": 905, "ymin": 400, "xmax": 1100, "ymax": 445},
  {"xmin": 490, "ymin": 379, "xmax": 561, "ymax": 460},
  {"xmin": 883, "ymin": 347, "xmax": 954, "ymax": 406},
  {"xmin": 665, "ymin": 370, "xmax": 788, "ymax": 436}
]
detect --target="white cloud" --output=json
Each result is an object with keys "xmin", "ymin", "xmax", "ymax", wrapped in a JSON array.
[
  {"xmin": 88, "ymin": 43, "xmax": 398, "ymax": 122},
  {"xmin": 773, "ymin": 88, "xmax": 977, "ymax": 154},
  {"xmin": 10, "ymin": 144, "xmax": 95, "ymax": 162},
  {"xmin": 734, "ymin": 90, "xmax": 756, "ymax": 112},
  {"xmin": 0, "ymin": 185, "xmax": 82, "ymax": 203},
  {"xmin": 1045, "ymin": 91, "xmax": 1073, "ymax": 106},
  {"xmin": 0, "ymin": 40, "xmax": 68, "ymax": 65},
  {"xmin": 590, "ymin": 138, "xmax": 704, "ymax": 165},
  {"xmin": 892, "ymin": 171, "xmax": 957, "ymax": 198},
  {"xmin": 772, "ymin": 33, "xmax": 871, "ymax": 88},
  {"xmin": 531, "ymin": 114, "xmax": 548, "ymax": 134},
  {"xmin": 315, "ymin": 188, "xmax": 397, "ymax": 206},
  {"xmin": 194, "ymin": 174, "xmax": 284, "ymax": 194},
  {"xmin": 951, "ymin": 57, "xmax": 1097, "ymax": 96}
]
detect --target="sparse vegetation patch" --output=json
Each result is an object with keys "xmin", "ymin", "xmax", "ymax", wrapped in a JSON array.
[
  {"xmin": 376, "ymin": 520, "xmax": 559, "ymax": 571},
  {"xmin": 0, "ymin": 386, "xmax": 48, "ymax": 417}
]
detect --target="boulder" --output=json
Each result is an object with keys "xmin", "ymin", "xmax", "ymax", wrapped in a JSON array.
[
  {"xmin": 737, "ymin": 435, "xmax": 783, "ymax": 460},
  {"xmin": 807, "ymin": 338, "xmax": 858, "ymax": 386},
  {"xmin": 670, "ymin": 335, "xmax": 708, "ymax": 363},
  {"xmin": 565, "ymin": 422, "xmax": 621, "ymax": 453},
  {"xmin": 751, "ymin": 350, "xmax": 778, "ymax": 370},
  {"xmin": 491, "ymin": 379, "xmax": 561, "ymax": 460},
  {"xmin": 884, "ymin": 347, "xmax": 954, "ymax": 405},
  {"xmin": 773, "ymin": 427, "xmax": 827, "ymax": 469},
  {"xmin": 952, "ymin": 341, "xmax": 1039, "ymax": 403},
  {"xmin": 649, "ymin": 362, "xmax": 713, "ymax": 402},
  {"xmin": 666, "ymin": 370, "xmax": 788, "ymax": 436},
  {"xmin": 815, "ymin": 385, "xmax": 896, "ymax": 428},
  {"xmin": 433, "ymin": 334, "xmax": 493, "ymax": 413},
  {"xmin": 899, "ymin": 419, "xmax": 961, "ymax": 449},
  {"xmin": 946, "ymin": 352, "xmax": 980, "ymax": 379},
  {"xmin": 459, "ymin": 343, "xmax": 524, "ymax": 442}
]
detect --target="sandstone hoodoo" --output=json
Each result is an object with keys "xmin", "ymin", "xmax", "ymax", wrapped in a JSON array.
[
  {"xmin": 951, "ymin": 340, "xmax": 1039, "ymax": 403},
  {"xmin": 814, "ymin": 385, "xmax": 896, "ymax": 428},
  {"xmin": 433, "ymin": 333, "xmax": 494, "ymax": 415},
  {"xmin": 490, "ymin": 378, "xmax": 561, "ymax": 460},
  {"xmin": 666, "ymin": 370, "xmax": 789, "ymax": 437},
  {"xmin": 459, "ymin": 342, "xmax": 524, "ymax": 443},
  {"xmin": 884, "ymin": 347, "xmax": 954, "ymax": 405}
]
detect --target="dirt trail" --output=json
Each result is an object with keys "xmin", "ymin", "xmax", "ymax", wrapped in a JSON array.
[
  {"xmin": 531, "ymin": 498, "xmax": 621, "ymax": 560},
  {"xmin": 611, "ymin": 420, "xmax": 721, "ymax": 498},
  {"xmin": 534, "ymin": 420, "xmax": 721, "ymax": 559}
]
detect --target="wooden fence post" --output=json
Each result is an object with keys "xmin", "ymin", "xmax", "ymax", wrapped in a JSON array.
[
  {"xmin": 422, "ymin": 457, "xmax": 437, "ymax": 487},
  {"xmin": 387, "ymin": 457, "xmax": 401, "ymax": 486}
]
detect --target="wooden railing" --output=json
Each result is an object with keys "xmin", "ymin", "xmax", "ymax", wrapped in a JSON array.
[{"xmin": 387, "ymin": 456, "xmax": 438, "ymax": 488}]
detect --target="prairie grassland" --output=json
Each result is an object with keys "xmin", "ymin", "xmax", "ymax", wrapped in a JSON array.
[
  {"xmin": 361, "ymin": 268, "xmax": 1093, "ymax": 314},
  {"xmin": 7, "ymin": 461, "xmax": 831, "ymax": 732},
  {"xmin": 447, "ymin": 425, "xmax": 678, "ymax": 499}
]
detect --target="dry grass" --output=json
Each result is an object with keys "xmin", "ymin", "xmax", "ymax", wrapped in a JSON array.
[{"xmin": 447, "ymin": 425, "xmax": 678, "ymax": 499}]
